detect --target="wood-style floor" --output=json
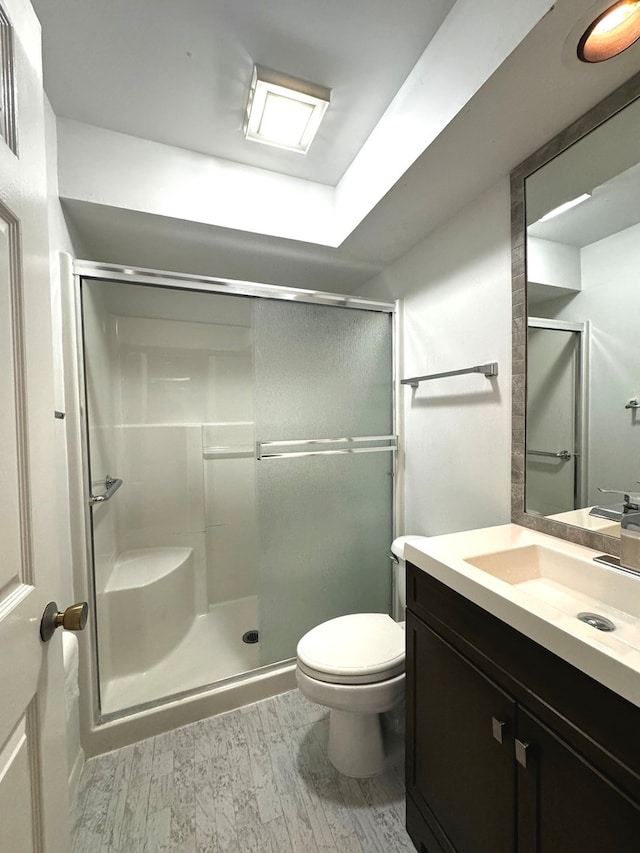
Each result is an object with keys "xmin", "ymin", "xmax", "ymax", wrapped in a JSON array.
[{"xmin": 71, "ymin": 689, "xmax": 415, "ymax": 852}]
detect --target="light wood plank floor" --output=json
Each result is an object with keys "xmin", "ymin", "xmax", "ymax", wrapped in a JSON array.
[{"xmin": 71, "ymin": 689, "xmax": 416, "ymax": 853}]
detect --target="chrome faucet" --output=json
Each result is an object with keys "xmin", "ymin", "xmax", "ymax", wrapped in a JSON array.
[
  {"xmin": 620, "ymin": 511, "xmax": 640, "ymax": 573},
  {"xmin": 589, "ymin": 487, "xmax": 640, "ymax": 521},
  {"xmin": 596, "ymin": 488, "xmax": 640, "ymax": 512}
]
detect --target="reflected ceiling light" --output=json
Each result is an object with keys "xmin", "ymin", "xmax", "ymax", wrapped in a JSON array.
[
  {"xmin": 578, "ymin": 1, "xmax": 640, "ymax": 61},
  {"xmin": 537, "ymin": 193, "xmax": 592, "ymax": 223},
  {"xmin": 244, "ymin": 65, "xmax": 330, "ymax": 154}
]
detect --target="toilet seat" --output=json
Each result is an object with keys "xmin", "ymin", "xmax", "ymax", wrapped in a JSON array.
[{"xmin": 297, "ymin": 613, "xmax": 405, "ymax": 685}]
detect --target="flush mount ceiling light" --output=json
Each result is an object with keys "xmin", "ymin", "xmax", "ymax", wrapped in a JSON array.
[
  {"xmin": 578, "ymin": 1, "xmax": 640, "ymax": 61},
  {"xmin": 537, "ymin": 192, "xmax": 592, "ymax": 223},
  {"xmin": 244, "ymin": 65, "xmax": 331, "ymax": 154}
]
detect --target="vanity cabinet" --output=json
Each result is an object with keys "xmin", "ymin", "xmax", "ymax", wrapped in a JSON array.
[{"xmin": 405, "ymin": 562, "xmax": 640, "ymax": 853}]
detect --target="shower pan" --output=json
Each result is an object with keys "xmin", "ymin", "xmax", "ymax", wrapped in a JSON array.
[{"xmin": 75, "ymin": 262, "xmax": 397, "ymax": 726}]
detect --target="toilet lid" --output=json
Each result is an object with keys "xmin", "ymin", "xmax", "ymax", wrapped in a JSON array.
[{"xmin": 297, "ymin": 613, "xmax": 405, "ymax": 685}]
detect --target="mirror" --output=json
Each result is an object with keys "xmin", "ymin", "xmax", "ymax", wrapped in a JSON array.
[{"xmin": 511, "ymin": 70, "xmax": 640, "ymax": 554}]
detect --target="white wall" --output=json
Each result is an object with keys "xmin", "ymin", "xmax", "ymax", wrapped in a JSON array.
[
  {"xmin": 360, "ymin": 179, "xmax": 513, "ymax": 536},
  {"xmin": 583, "ymin": 224, "xmax": 640, "ymax": 500},
  {"xmin": 527, "ymin": 237, "xmax": 581, "ymax": 290},
  {"xmin": 45, "ymin": 98, "xmax": 77, "ymax": 605},
  {"xmin": 44, "ymin": 97, "xmax": 85, "ymax": 802}
]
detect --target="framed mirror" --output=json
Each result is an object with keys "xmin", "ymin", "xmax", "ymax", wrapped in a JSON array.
[{"xmin": 511, "ymin": 69, "xmax": 640, "ymax": 556}]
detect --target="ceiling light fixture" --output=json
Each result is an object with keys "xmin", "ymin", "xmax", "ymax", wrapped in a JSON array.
[
  {"xmin": 537, "ymin": 193, "xmax": 592, "ymax": 223},
  {"xmin": 578, "ymin": 1, "xmax": 640, "ymax": 61},
  {"xmin": 244, "ymin": 65, "xmax": 330, "ymax": 154}
]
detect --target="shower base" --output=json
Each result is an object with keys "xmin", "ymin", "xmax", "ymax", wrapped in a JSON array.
[{"xmin": 100, "ymin": 594, "xmax": 260, "ymax": 715}]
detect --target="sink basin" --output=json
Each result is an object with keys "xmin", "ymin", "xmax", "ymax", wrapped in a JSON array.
[
  {"xmin": 466, "ymin": 544, "xmax": 640, "ymax": 650},
  {"xmin": 405, "ymin": 524, "xmax": 640, "ymax": 708}
]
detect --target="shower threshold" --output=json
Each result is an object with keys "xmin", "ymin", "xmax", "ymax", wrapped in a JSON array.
[{"xmin": 100, "ymin": 595, "xmax": 260, "ymax": 715}]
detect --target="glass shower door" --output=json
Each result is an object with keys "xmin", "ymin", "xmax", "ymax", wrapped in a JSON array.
[
  {"xmin": 254, "ymin": 300, "xmax": 394, "ymax": 665},
  {"xmin": 80, "ymin": 271, "xmax": 395, "ymax": 719}
]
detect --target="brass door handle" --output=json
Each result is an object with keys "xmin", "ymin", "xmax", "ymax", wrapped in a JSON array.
[{"xmin": 40, "ymin": 601, "xmax": 89, "ymax": 642}]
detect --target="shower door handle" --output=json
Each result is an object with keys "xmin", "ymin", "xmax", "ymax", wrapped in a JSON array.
[{"xmin": 89, "ymin": 474, "xmax": 123, "ymax": 505}]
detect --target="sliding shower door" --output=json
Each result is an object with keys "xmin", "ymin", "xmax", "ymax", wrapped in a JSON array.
[
  {"xmin": 79, "ymin": 268, "xmax": 395, "ymax": 718},
  {"xmin": 254, "ymin": 300, "xmax": 394, "ymax": 666}
]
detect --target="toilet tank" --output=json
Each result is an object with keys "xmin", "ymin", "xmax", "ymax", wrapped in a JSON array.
[{"xmin": 390, "ymin": 535, "xmax": 429, "ymax": 618}]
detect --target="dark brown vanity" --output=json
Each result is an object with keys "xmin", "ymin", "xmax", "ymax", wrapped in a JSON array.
[{"xmin": 405, "ymin": 560, "xmax": 640, "ymax": 852}]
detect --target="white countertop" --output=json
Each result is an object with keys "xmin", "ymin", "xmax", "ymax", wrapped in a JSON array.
[
  {"xmin": 405, "ymin": 524, "xmax": 640, "ymax": 709},
  {"xmin": 547, "ymin": 507, "xmax": 621, "ymax": 537}
]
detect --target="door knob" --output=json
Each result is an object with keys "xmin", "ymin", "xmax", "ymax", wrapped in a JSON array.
[{"xmin": 40, "ymin": 601, "xmax": 89, "ymax": 642}]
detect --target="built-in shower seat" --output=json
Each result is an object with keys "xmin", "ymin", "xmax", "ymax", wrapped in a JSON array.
[{"xmin": 101, "ymin": 546, "xmax": 195, "ymax": 679}]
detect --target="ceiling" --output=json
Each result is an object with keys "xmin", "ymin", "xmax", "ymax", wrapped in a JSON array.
[
  {"xmin": 30, "ymin": 0, "xmax": 640, "ymax": 291},
  {"xmin": 31, "ymin": 0, "xmax": 454, "ymax": 186}
]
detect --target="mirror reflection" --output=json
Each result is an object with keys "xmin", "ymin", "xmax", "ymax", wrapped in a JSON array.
[{"xmin": 525, "ymin": 94, "xmax": 640, "ymax": 536}]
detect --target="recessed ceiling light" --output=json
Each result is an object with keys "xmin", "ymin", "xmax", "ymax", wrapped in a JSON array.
[
  {"xmin": 578, "ymin": 1, "xmax": 640, "ymax": 62},
  {"xmin": 244, "ymin": 65, "xmax": 330, "ymax": 154}
]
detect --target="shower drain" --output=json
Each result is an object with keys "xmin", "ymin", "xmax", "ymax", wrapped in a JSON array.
[
  {"xmin": 243, "ymin": 629, "xmax": 260, "ymax": 644},
  {"xmin": 577, "ymin": 612, "xmax": 615, "ymax": 632}
]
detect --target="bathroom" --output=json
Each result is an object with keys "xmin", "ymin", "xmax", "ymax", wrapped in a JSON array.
[{"xmin": 2, "ymin": 0, "xmax": 640, "ymax": 851}]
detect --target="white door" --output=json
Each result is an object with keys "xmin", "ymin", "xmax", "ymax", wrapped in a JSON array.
[{"xmin": 0, "ymin": 1, "xmax": 72, "ymax": 851}]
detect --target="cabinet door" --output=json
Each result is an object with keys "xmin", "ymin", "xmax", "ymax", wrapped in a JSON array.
[
  {"xmin": 517, "ymin": 708, "xmax": 640, "ymax": 853},
  {"xmin": 406, "ymin": 613, "xmax": 517, "ymax": 853}
]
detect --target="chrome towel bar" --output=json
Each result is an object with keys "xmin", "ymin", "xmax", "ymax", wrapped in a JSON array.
[
  {"xmin": 89, "ymin": 474, "xmax": 123, "ymax": 506},
  {"xmin": 256, "ymin": 435, "xmax": 397, "ymax": 460},
  {"xmin": 401, "ymin": 362, "xmax": 498, "ymax": 389}
]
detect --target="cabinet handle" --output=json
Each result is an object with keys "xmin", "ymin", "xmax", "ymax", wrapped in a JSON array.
[
  {"xmin": 492, "ymin": 717, "xmax": 506, "ymax": 744},
  {"xmin": 515, "ymin": 738, "xmax": 530, "ymax": 768}
]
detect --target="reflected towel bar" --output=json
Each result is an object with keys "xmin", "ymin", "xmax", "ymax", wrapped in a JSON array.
[
  {"xmin": 401, "ymin": 362, "xmax": 498, "ymax": 389},
  {"xmin": 527, "ymin": 449, "xmax": 573, "ymax": 460},
  {"xmin": 257, "ymin": 435, "xmax": 397, "ymax": 460},
  {"xmin": 89, "ymin": 475, "xmax": 123, "ymax": 506}
]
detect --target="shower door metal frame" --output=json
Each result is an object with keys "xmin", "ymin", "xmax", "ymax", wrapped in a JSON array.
[{"xmin": 72, "ymin": 259, "xmax": 399, "ymax": 726}]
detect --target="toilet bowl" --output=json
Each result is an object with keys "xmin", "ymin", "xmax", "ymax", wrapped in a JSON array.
[{"xmin": 295, "ymin": 535, "xmax": 426, "ymax": 778}]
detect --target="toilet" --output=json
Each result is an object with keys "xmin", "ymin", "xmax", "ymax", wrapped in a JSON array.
[{"xmin": 295, "ymin": 535, "xmax": 425, "ymax": 778}]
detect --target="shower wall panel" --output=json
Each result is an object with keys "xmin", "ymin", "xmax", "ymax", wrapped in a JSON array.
[{"xmin": 204, "ymin": 454, "xmax": 257, "ymax": 605}]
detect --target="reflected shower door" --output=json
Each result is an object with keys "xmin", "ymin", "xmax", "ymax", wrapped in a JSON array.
[
  {"xmin": 254, "ymin": 300, "xmax": 394, "ymax": 665},
  {"xmin": 526, "ymin": 323, "xmax": 583, "ymax": 516}
]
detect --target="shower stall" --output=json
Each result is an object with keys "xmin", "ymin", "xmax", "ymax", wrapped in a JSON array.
[{"xmin": 76, "ymin": 263, "xmax": 397, "ymax": 723}]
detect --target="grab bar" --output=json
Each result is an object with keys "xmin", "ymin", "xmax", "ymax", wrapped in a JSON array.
[
  {"xmin": 257, "ymin": 435, "xmax": 397, "ymax": 460},
  {"xmin": 89, "ymin": 474, "xmax": 123, "ymax": 506}
]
